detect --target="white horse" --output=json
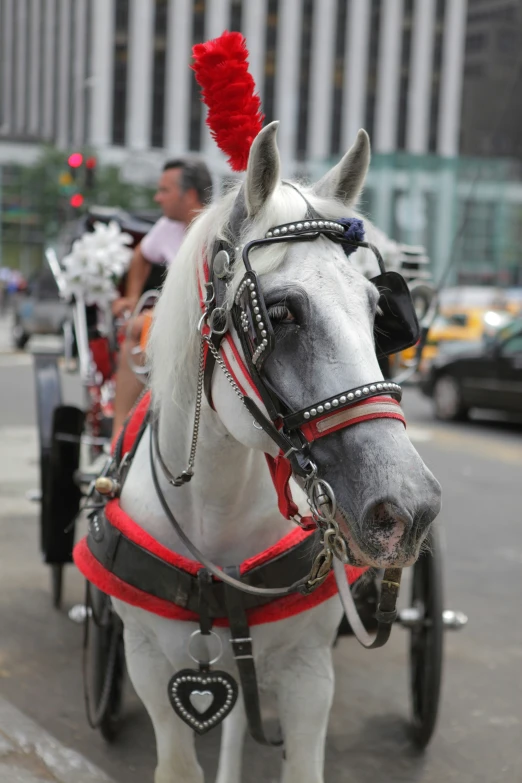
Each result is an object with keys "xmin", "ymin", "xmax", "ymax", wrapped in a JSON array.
[{"xmin": 112, "ymin": 123, "xmax": 441, "ymax": 783}]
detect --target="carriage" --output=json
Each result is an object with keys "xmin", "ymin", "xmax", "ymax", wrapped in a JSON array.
[{"xmin": 34, "ymin": 207, "xmax": 154, "ymax": 608}]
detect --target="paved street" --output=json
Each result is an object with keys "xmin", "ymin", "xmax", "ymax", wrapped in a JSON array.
[{"xmin": 0, "ymin": 346, "xmax": 521, "ymax": 783}]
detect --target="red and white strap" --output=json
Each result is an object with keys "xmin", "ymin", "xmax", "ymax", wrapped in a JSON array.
[{"xmin": 300, "ymin": 396, "xmax": 405, "ymax": 442}]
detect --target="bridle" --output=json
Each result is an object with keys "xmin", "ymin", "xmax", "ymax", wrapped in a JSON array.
[{"xmin": 151, "ymin": 188, "xmax": 421, "ymax": 648}]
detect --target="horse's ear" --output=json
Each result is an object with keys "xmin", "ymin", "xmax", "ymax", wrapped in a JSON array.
[
  {"xmin": 245, "ymin": 121, "xmax": 281, "ymax": 217},
  {"xmin": 313, "ymin": 129, "xmax": 370, "ymax": 206}
]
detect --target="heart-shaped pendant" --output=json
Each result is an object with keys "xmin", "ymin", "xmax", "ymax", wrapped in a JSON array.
[{"xmin": 168, "ymin": 668, "xmax": 238, "ymax": 734}]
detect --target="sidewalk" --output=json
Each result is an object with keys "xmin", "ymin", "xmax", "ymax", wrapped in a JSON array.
[
  {"xmin": 0, "ymin": 696, "xmax": 116, "ymax": 783},
  {"xmin": 0, "ymin": 314, "xmax": 12, "ymax": 354}
]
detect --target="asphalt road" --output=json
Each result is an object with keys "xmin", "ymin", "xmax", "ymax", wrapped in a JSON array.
[{"xmin": 1, "ymin": 349, "xmax": 521, "ymax": 783}]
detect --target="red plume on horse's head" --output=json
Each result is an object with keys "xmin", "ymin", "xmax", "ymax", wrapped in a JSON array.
[{"xmin": 192, "ymin": 31, "xmax": 265, "ymax": 172}]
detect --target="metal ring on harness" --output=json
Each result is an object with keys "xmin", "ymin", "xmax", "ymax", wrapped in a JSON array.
[
  {"xmin": 308, "ymin": 478, "xmax": 337, "ymax": 523},
  {"xmin": 188, "ymin": 629, "xmax": 223, "ymax": 666},
  {"xmin": 208, "ymin": 307, "xmax": 230, "ymax": 336}
]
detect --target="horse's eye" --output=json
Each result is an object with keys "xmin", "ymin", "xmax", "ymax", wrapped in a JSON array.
[{"xmin": 267, "ymin": 304, "xmax": 295, "ymax": 325}]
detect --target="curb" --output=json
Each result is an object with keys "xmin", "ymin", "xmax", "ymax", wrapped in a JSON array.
[{"xmin": 0, "ymin": 696, "xmax": 117, "ymax": 783}]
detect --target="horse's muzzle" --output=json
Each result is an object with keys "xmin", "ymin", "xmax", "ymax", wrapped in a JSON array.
[{"xmin": 338, "ymin": 498, "xmax": 438, "ymax": 568}]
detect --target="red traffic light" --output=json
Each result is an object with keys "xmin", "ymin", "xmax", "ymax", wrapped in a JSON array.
[
  {"xmin": 70, "ymin": 193, "xmax": 84, "ymax": 208},
  {"xmin": 68, "ymin": 152, "xmax": 83, "ymax": 168},
  {"xmin": 85, "ymin": 156, "xmax": 97, "ymax": 169}
]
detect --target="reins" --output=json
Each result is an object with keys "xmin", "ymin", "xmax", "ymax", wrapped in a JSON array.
[{"xmin": 149, "ymin": 426, "xmax": 324, "ymax": 599}]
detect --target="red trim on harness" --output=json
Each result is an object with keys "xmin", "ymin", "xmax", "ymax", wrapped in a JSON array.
[
  {"xmin": 300, "ymin": 396, "xmax": 406, "ymax": 442},
  {"xmin": 111, "ymin": 390, "xmax": 151, "ymax": 456},
  {"xmin": 222, "ymin": 335, "xmax": 264, "ymax": 404},
  {"xmin": 265, "ymin": 453, "xmax": 299, "ymax": 519},
  {"xmin": 73, "ymin": 499, "xmax": 367, "ymax": 626}
]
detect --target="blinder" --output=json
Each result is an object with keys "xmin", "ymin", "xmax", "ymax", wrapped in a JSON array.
[{"xmin": 371, "ymin": 270, "xmax": 420, "ymax": 357}]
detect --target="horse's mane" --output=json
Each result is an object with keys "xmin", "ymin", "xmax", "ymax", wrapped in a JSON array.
[{"xmin": 148, "ymin": 181, "xmax": 374, "ymax": 412}]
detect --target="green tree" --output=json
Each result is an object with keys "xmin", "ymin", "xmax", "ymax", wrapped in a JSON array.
[{"xmin": 17, "ymin": 145, "xmax": 156, "ymax": 239}]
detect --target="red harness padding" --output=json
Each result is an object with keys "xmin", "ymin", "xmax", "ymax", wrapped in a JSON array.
[
  {"xmin": 110, "ymin": 390, "xmax": 152, "ymax": 458},
  {"xmin": 73, "ymin": 391, "xmax": 367, "ymax": 625},
  {"xmin": 74, "ymin": 500, "xmax": 366, "ymax": 627}
]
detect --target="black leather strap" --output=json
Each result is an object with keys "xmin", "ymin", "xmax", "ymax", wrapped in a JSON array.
[
  {"xmin": 283, "ymin": 382, "xmax": 403, "ymax": 431},
  {"xmin": 87, "ymin": 506, "xmax": 323, "ymax": 617},
  {"xmin": 333, "ymin": 558, "xmax": 401, "ymax": 649},
  {"xmin": 197, "ymin": 568, "xmax": 214, "ymax": 635},
  {"xmin": 224, "ymin": 566, "xmax": 283, "ymax": 747}
]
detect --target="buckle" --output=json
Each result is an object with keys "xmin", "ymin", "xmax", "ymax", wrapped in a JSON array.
[
  {"xmin": 204, "ymin": 282, "xmax": 215, "ymax": 305},
  {"xmin": 230, "ymin": 637, "xmax": 253, "ymax": 660}
]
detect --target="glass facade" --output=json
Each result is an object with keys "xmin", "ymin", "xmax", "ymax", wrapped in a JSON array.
[
  {"xmin": 262, "ymin": 0, "xmax": 279, "ymax": 125},
  {"xmin": 428, "ymin": 0, "xmax": 446, "ymax": 153},
  {"xmin": 295, "ymin": 0, "xmax": 314, "ymax": 160},
  {"xmin": 229, "ymin": 0, "xmax": 243, "ymax": 32},
  {"xmin": 365, "ymin": 0, "xmax": 382, "ymax": 143},
  {"xmin": 189, "ymin": 0, "xmax": 206, "ymax": 151},
  {"xmin": 397, "ymin": 0, "xmax": 414, "ymax": 151},
  {"xmin": 330, "ymin": 0, "xmax": 349, "ymax": 157},
  {"xmin": 151, "ymin": 0, "xmax": 168, "ymax": 148},
  {"xmin": 112, "ymin": 0, "xmax": 130, "ymax": 146}
]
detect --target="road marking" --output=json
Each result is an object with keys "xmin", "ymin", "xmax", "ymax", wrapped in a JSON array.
[
  {"xmin": 407, "ymin": 426, "xmax": 433, "ymax": 442},
  {"xmin": 405, "ymin": 420, "xmax": 522, "ymax": 465},
  {"xmin": 430, "ymin": 428, "xmax": 522, "ymax": 465}
]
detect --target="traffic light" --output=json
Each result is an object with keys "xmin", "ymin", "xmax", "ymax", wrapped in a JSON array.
[
  {"xmin": 70, "ymin": 193, "xmax": 84, "ymax": 208},
  {"xmin": 68, "ymin": 152, "xmax": 83, "ymax": 168},
  {"xmin": 64, "ymin": 151, "xmax": 96, "ymax": 209},
  {"xmin": 67, "ymin": 152, "xmax": 83, "ymax": 179},
  {"xmin": 59, "ymin": 171, "xmax": 74, "ymax": 189},
  {"xmin": 85, "ymin": 156, "xmax": 97, "ymax": 190}
]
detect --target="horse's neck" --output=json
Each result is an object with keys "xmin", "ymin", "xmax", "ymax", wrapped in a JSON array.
[{"xmin": 121, "ymin": 397, "xmax": 295, "ymax": 564}]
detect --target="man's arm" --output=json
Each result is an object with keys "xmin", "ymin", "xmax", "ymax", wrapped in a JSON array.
[{"xmin": 125, "ymin": 243, "xmax": 152, "ymax": 301}]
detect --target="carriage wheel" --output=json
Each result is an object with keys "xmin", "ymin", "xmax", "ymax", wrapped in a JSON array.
[
  {"xmin": 84, "ymin": 585, "xmax": 126, "ymax": 742},
  {"xmin": 408, "ymin": 528, "xmax": 444, "ymax": 748},
  {"xmin": 34, "ymin": 355, "xmax": 85, "ymax": 607},
  {"xmin": 51, "ymin": 564, "xmax": 64, "ymax": 609}
]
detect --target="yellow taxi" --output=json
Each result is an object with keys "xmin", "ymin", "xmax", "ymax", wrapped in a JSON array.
[{"xmin": 389, "ymin": 286, "xmax": 520, "ymax": 375}]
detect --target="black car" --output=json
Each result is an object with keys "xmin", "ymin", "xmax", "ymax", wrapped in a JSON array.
[{"xmin": 419, "ymin": 319, "xmax": 522, "ymax": 420}]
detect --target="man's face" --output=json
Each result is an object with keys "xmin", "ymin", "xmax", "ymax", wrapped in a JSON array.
[{"xmin": 154, "ymin": 167, "xmax": 186, "ymax": 221}]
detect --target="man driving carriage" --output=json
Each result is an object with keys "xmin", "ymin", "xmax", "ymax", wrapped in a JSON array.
[{"xmin": 112, "ymin": 157, "xmax": 213, "ymax": 435}]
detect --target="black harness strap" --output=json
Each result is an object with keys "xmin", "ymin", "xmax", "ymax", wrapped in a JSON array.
[
  {"xmin": 224, "ymin": 566, "xmax": 283, "ymax": 747},
  {"xmin": 86, "ymin": 508, "xmax": 323, "ymax": 617}
]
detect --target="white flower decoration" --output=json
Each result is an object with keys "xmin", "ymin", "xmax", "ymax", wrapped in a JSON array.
[{"xmin": 61, "ymin": 221, "xmax": 133, "ymax": 305}]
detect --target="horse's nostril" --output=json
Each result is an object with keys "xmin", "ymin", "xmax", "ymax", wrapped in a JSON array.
[{"xmin": 366, "ymin": 502, "xmax": 411, "ymax": 530}]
